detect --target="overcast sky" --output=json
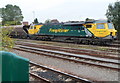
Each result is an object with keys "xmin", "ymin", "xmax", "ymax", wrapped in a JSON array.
[{"xmin": 0, "ymin": 0, "xmax": 119, "ymax": 23}]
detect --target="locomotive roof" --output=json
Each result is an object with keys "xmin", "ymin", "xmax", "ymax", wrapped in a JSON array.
[
  {"xmin": 63, "ymin": 21, "xmax": 85, "ymax": 25},
  {"xmin": 63, "ymin": 20, "xmax": 110, "ymax": 25},
  {"xmin": 85, "ymin": 20, "xmax": 111, "ymax": 24},
  {"xmin": 41, "ymin": 20, "xmax": 111, "ymax": 26}
]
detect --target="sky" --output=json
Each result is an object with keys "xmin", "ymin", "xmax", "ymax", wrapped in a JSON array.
[{"xmin": 0, "ymin": 0, "xmax": 119, "ymax": 23}]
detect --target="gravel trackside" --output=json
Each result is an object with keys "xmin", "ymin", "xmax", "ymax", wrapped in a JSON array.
[{"xmin": 12, "ymin": 50, "xmax": 119, "ymax": 82}]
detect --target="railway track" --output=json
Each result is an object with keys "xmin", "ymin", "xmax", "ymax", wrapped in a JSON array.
[
  {"xmin": 108, "ymin": 43, "xmax": 120, "ymax": 48},
  {"xmin": 14, "ymin": 43, "xmax": 120, "ymax": 71},
  {"xmin": 30, "ymin": 61, "xmax": 92, "ymax": 83},
  {"xmin": 30, "ymin": 72, "xmax": 50, "ymax": 82},
  {"xmin": 55, "ymin": 39, "xmax": 120, "ymax": 48},
  {"xmin": 15, "ymin": 39, "xmax": 119, "ymax": 52},
  {"xmin": 113, "ymin": 40, "xmax": 120, "ymax": 44},
  {"xmin": 16, "ymin": 41, "xmax": 119, "ymax": 60},
  {"xmin": 15, "ymin": 38, "xmax": 120, "ymax": 48}
]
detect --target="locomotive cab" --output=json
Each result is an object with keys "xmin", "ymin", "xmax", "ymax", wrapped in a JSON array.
[
  {"xmin": 28, "ymin": 24, "xmax": 43, "ymax": 34},
  {"xmin": 86, "ymin": 20, "xmax": 117, "ymax": 41}
]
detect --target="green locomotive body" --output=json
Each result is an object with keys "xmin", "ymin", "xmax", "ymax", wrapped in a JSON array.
[{"xmin": 37, "ymin": 24, "xmax": 88, "ymax": 37}]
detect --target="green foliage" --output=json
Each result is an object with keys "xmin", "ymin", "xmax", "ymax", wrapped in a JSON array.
[
  {"xmin": 33, "ymin": 18, "xmax": 39, "ymax": 24},
  {"xmin": 45, "ymin": 19, "xmax": 51, "ymax": 24},
  {"xmin": 4, "ymin": 21, "xmax": 22, "ymax": 26},
  {"xmin": 0, "ymin": 27, "xmax": 15, "ymax": 51},
  {"xmin": 0, "ymin": 4, "xmax": 24, "ymax": 25},
  {"xmin": 106, "ymin": 1, "xmax": 120, "ymax": 39}
]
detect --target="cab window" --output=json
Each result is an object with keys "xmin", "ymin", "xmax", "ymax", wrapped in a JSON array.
[
  {"xmin": 86, "ymin": 25, "xmax": 92, "ymax": 28},
  {"xmin": 30, "ymin": 25, "xmax": 35, "ymax": 29},
  {"xmin": 30, "ymin": 26, "xmax": 33, "ymax": 29},
  {"xmin": 97, "ymin": 24, "xmax": 105, "ymax": 29},
  {"xmin": 108, "ymin": 23, "xmax": 114, "ymax": 29}
]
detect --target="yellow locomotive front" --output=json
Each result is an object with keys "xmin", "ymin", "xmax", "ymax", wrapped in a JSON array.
[{"xmin": 86, "ymin": 20, "xmax": 117, "ymax": 41}]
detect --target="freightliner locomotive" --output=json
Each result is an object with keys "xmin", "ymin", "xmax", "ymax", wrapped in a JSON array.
[{"xmin": 10, "ymin": 20, "xmax": 117, "ymax": 44}]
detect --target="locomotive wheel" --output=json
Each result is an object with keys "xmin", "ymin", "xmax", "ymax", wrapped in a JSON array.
[
  {"xmin": 81, "ymin": 40, "xmax": 89, "ymax": 45},
  {"xmin": 85, "ymin": 40, "xmax": 90, "ymax": 45},
  {"xmin": 91, "ymin": 41, "xmax": 97, "ymax": 45}
]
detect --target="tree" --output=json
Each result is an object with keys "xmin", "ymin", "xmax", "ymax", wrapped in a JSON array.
[
  {"xmin": 33, "ymin": 18, "xmax": 39, "ymax": 24},
  {"xmin": 44, "ymin": 19, "xmax": 51, "ymax": 24},
  {"xmin": 0, "ymin": 4, "xmax": 24, "ymax": 25},
  {"xmin": 106, "ymin": 1, "xmax": 120, "ymax": 39}
]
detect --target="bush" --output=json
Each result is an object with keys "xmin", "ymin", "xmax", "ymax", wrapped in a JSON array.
[{"xmin": 0, "ymin": 27, "xmax": 15, "ymax": 51}]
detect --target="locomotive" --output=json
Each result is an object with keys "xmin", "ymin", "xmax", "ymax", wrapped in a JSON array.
[{"xmin": 11, "ymin": 20, "xmax": 117, "ymax": 44}]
